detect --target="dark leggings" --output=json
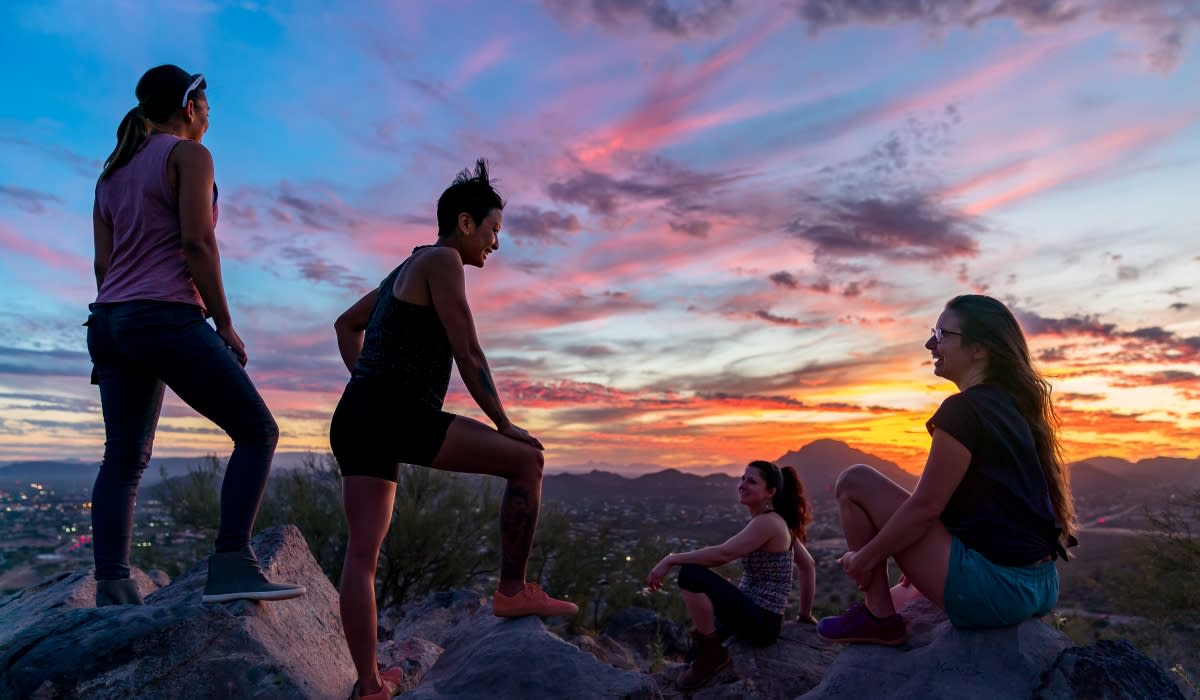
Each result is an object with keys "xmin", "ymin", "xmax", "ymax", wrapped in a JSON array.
[
  {"xmin": 86, "ymin": 300, "xmax": 279, "ymax": 580},
  {"xmin": 678, "ymin": 563, "xmax": 783, "ymax": 646}
]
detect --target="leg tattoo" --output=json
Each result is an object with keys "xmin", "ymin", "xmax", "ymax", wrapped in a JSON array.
[{"xmin": 500, "ymin": 482, "xmax": 539, "ymax": 583}]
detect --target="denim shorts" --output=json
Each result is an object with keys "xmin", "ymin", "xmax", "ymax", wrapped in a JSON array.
[{"xmin": 942, "ymin": 536, "xmax": 1058, "ymax": 629}]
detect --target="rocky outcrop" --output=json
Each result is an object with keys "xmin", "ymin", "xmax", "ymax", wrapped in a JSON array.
[
  {"xmin": 401, "ymin": 609, "xmax": 662, "ymax": 699},
  {"xmin": 1035, "ymin": 639, "xmax": 1187, "ymax": 699},
  {"xmin": 381, "ymin": 588, "xmax": 487, "ymax": 647},
  {"xmin": 0, "ymin": 568, "xmax": 163, "ymax": 651},
  {"xmin": 801, "ymin": 598, "xmax": 1073, "ymax": 699},
  {"xmin": 0, "ymin": 525, "xmax": 355, "ymax": 700},
  {"xmin": 2, "ymin": 532, "xmax": 1185, "ymax": 700}
]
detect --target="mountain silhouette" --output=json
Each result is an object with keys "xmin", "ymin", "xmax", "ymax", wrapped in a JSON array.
[{"xmin": 774, "ymin": 439, "xmax": 918, "ymax": 500}]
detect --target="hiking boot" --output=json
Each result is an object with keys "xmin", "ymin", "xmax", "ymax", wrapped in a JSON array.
[
  {"xmin": 202, "ymin": 547, "xmax": 306, "ymax": 603},
  {"xmin": 492, "ymin": 582, "xmax": 578, "ymax": 618},
  {"xmin": 677, "ymin": 630, "xmax": 730, "ymax": 690},
  {"xmin": 817, "ymin": 602, "xmax": 908, "ymax": 646},
  {"xmin": 684, "ymin": 627, "xmax": 731, "ymax": 663},
  {"xmin": 349, "ymin": 667, "xmax": 405, "ymax": 700},
  {"xmin": 96, "ymin": 578, "xmax": 144, "ymax": 606}
]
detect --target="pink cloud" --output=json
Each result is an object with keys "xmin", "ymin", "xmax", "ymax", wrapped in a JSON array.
[
  {"xmin": 0, "ymin": 221, "xmax": 90, "ymax": 273},
  {"xmin": 963, "ymin": 113, "xmax": 1200, "ymax": 214}
]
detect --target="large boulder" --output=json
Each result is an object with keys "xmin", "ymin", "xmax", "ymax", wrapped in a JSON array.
[
  {"xmin": 0, "ymin": 568, "xmax": 162, "ymax": 650},
  {"xmin": 1035, "ymin": 639, "xmax": 1186, "ymax": 699},
  {"xmin": 0, "ymin": 525, "xmax": 355, "ymax": 700},
  {"xmin": 403, "ymin": 613, "xmax": 662, "ymax": 700},
  {"xmin": 801, "ymin": 598, "xmax": 1072, "ymax": 699}
]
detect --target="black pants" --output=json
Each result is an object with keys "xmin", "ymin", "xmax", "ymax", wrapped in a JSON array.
[
  {"xmin": 87, "ymin": 301, "xmax": 279, "ymax": 579},
  {"xmin": 678, "ymin": 563, "xmax": 783, "ymax": 646}
]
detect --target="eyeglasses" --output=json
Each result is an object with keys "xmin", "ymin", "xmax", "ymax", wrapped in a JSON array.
[
  {"xmin": 181, "ymin": 74, "xmax": 205, "ymax": 108},
  {"xmin": 930, "ymin": 327, "xmax": 963, "ymax": 343}
]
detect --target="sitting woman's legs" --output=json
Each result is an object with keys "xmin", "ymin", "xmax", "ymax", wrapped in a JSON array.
[
  {"xmin": 835, "ymin": 464, "xmax": 953, "ymax": 616},
  {"xmin": 677, "ymin": 564, "xmax": 781, "ymax": 644}
]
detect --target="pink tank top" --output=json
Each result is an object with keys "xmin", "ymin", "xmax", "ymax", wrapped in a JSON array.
[{"xmin": 94, "ymin": 133, "xmax": 217, "ymax": 311}]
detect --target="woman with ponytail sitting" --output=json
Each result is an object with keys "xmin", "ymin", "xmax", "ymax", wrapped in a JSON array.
[
  {"xmin": 647, "ymin": 461, "xmax": 815, "ymax": 690},
  {"xmin": 818, "ymin": 294, "xmax": 1077, "ymax": 646}
]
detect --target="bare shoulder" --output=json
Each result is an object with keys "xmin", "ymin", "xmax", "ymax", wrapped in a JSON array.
[
  {"xmin": 417, "ymin": 246, "xmax": 464, "ymax": 276},
  {"xmin": 755, "ymin": 511, "xmax": 792, "ymax": 543},
  {"xmin": 171, "ymin": 139, "xmax": 213, "ymax": 169}
]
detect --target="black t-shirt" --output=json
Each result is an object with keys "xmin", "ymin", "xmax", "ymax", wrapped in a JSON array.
[{"xmin": 927, "ymin": 383, "xmax": 1062, "ymax": 566}]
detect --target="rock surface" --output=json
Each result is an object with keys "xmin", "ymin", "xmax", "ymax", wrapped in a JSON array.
[
  {"xmin": 402, "ymin": 612, "xmax": 662, "ymax": 700},
  {"xmin": 0, "ymin": 525, "xmax": 355, "ymax": 700},
  {"xmin": 1035, "ymin": 639, "xmax": 1187, "ymax": 699},
  {"xmin": 801, "ymin": 598, "xmax": 1074, "ymax": 699},
  {"xmin": 0, "ymin": 567, "xmax": 162, "ymax": 651},
  {"xmin": 383, "ymin": 588, "xmax": 487, "ymax": 647}
]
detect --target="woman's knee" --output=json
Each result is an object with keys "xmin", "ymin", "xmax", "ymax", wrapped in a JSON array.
[
  {"xmin": 232, "ymin": 410, "xmax": 279, "ymax": 448},
  {"xmin": 343, "ymin": 543, "xmax": 382, "ymax": 571},
  {"xmin": 834, "ymin": 464, "xmax": 881, "ymax": 499},
  {"xmin": 510, "ymin": 445, "xmax": 543, "ymax": 482}
]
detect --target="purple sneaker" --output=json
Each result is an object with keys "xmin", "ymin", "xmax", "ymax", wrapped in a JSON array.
[{"xmin": 817, "ymin": 603, "xmax": 908, "ymax": 646}]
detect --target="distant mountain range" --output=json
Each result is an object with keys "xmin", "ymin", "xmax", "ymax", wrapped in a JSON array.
[
  {"xmin": 0, "ymin": 452, "xmax": 318, "ymax": 492},
  {"xmin": 3, "ymin": 443, "xmax": 1196, "ymax": 510}
]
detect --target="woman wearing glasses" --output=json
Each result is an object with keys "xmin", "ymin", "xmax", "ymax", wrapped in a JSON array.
[
  {"xmin": 817, "ymin": 295, "xmax": 1076, "ymax": 645},
  {"xmin": 87, "ymin": 65, "xmax": 304, "ymax": 606}
]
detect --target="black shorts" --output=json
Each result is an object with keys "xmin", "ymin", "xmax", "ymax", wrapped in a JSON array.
[{"xmin": 329, "ymin": 379, "xmax": 456, "ymax": 481}]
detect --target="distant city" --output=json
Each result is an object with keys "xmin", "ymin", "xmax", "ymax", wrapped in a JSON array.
[{"xmin": 2, "ymin": 440, "xmax": 1197, "ymax": 596}]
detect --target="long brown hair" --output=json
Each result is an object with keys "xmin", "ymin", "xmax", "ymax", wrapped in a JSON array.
[
  {"xmin": 98, "ymin": 107, "xmax": 149, "ymax": 182},
  {"xmin": 945, "ymin": 294, "xmax": 1076, "ymax": 544},
  {"xmin": 748, "ymin": 460, "xmax": 812, "ymax": 543}
]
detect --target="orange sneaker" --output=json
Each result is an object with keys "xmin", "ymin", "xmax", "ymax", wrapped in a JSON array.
[
  {"xmin": 492, "ymin": 582, "xmax": 579, "ymax": 618},
  {"xmin": 349, "ymin": 667, "xmax": 405, "ymax": 700}
]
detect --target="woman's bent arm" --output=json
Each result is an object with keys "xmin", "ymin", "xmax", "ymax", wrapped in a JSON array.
[
  {"xmin": 647, "ymin": 517, "xmax": 777, "ymax": 589},
  {"xmin": 426, "ymin": 249, "xmax": 511, "ymax": 430},
  {"xmin": 335, "ymin": 290, "xmax": 376, "ymax": 373}
]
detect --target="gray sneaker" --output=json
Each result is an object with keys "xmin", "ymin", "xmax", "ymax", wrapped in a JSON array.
[
  {"xmin": 202, "ymin": 548, "xmax": 306, "ymax": 603},
  {"xmin": 96, "ymin": 578, "xmax": 145, "ymax": 606}
]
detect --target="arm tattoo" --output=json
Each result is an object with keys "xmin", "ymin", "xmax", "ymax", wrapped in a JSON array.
[{"xmin": 479, "ymin": 367, "xmax": 498, "ymax": 397}]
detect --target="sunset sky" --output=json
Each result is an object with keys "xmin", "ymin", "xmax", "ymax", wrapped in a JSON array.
[{"xmin": 0, "ymin": 1, "xmax": 1197, "ymax": 474}]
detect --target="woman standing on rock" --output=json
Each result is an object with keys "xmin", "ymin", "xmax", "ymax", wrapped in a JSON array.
[
  {"xmin": 88, "ymin": 65, "xmax": 304, "ymax": 607},
  {"xmin": 331, "ymin": 160, "xmax": 577, "ymax": 700},
  {"xmin": 818, "ymin": 294, "xmax": 1076, "ymax": 646},
  {"xmin": 647, "ymin": 460, "xmax": 815, "ymax": 690}
]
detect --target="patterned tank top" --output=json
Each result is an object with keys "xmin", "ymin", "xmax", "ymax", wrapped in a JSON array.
[
  {"xmin": 350, "ymin": 247, "xmax": 452, "ymax": 410},
  {"xmin": 738, "ymin": 549, "xmax": 793, "ymax": 614}
]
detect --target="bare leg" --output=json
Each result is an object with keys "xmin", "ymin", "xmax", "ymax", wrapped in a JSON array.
[
  {"xmin": 835, "ymin": 465, "xmax": 952, "ymax": 616},
  {"xmin": 682, "ymin": 591, "xmax": 717, "ymax": 635},
  {"xmin": 340, "ymin": 476, "xmax": 397, "ymax": 697},
  {"xmin": 432, "ymin": 417, "xmax": 544, "ymax": 597},
  {"xmin": 891, "ymin": 581, "xmax": 925, "ymax": 610}
]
